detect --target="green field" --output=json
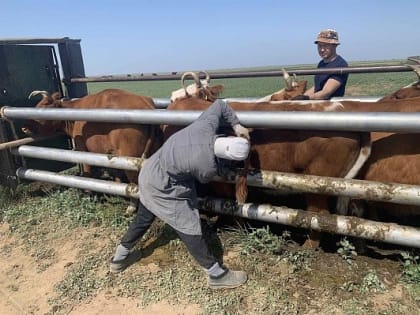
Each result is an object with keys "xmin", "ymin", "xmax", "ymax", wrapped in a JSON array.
[{"xmin": 87, "ymin": 59, "xmax": 418, "ymax": 98}]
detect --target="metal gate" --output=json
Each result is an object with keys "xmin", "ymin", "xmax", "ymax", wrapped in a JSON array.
[{"xmin": 0, "ymin": 40, "xmax": 87, "ymax": 188}]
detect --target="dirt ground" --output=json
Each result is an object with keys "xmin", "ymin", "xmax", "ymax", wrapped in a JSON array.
[
  {"xmin": 0, "ymin": 223, "xmax": 202, "ymax": 315},
  {"xmin": 0, "ymin": 214, "xmax": 419, "ymax": 315}
]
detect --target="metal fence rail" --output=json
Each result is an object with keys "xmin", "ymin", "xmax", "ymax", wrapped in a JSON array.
[
  {"xmin": 12, "ymin": 145, "xmax": 420, "ymax": 207},
  {"xmin": 4, "ymin": 107, "xmax": 420, "ymax": 132},
  {"xmin": 14, "ymin": 167, "xmax": 420, "ymax": 249},
  {"xmin": 70, "ymin": 65, "xmax": 415, "ymax": 83}
]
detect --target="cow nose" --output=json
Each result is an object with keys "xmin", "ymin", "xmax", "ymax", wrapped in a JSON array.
[{"xmin": 21, "ymin": 127, "xmax": 32, "ymax": 135}]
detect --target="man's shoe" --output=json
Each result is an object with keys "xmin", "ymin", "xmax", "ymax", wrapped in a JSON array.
[
  {"xmin": 109, "ymin": 256, "xmax": 130, "ymax": 273},
  {"xmin": 208, "ymin": 270, "xmax": 247, "ymax": 289},
  {"xmin": 109, "ymin": 250, "xmax": 142, "ymax": 274},
  {"xmin": 109, "ymin": 250, "xmax": 142, "ymax": 273}
]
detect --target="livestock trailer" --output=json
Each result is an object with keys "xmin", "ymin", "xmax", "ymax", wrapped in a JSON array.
[{"xmin": 0, "ymin": 38, "xmax": 88, "ymax": 189}]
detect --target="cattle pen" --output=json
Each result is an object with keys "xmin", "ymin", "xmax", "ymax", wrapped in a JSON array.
[{"xmin": 1, "ymin": 37, "xmax": 420, "ymax": 249}]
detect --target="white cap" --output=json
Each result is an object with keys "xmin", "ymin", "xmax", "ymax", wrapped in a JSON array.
[{"xmin": 214, "ymin": 137, "xmax": 250, "ymax": 161}]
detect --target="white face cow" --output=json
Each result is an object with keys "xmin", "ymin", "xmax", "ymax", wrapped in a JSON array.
[{"xmin": 170, "ymin": 71, "xmax": 212, "ymax": 102}]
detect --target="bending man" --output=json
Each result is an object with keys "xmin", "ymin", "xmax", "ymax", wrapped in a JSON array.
[{"xmin": 110, "ymin": 99, "xmax": 250, "ymax": 290}]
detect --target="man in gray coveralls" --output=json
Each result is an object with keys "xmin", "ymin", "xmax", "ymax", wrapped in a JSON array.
[{"xmin": 110, "ymin": 99, "xmax": 250, "ymax": 289}]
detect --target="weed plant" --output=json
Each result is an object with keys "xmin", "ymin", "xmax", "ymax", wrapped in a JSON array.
[
  {"xmin": 401, "ymin": 251, "xmax": 420, "ymax": 284},
  {"xmin": 337, "ymin": 237, "xmax": 358, "ymax": 265}
]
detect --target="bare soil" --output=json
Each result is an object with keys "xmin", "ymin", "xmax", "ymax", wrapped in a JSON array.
[
  {"xmin": 1, "ymin": 217, "xmax": 419, "ymax": 315},
  {"xmin": 0, "ymin": 223, "xmax": 201, "ymax": 315}
]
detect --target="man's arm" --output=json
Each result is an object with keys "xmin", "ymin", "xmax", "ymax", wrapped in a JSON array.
[
  {"xmin": 197, "ymin": 99, "xmax": 249, "ymax": 139},
  {"xmin": 306, "ymin": 78, "xmax": 342, "ymax": 100}
]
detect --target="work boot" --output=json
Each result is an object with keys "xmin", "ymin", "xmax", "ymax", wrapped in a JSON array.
[
  {"xmin": 110, "ymin": 256, "xmax": 130, "ymax": 273},
  {"xmin": 208, "ymin": 269, "xmax": 247, "ymax": 289},
  {"xmin": 109, "ymin": 250, "xmax": 142, "ymax": 274}
]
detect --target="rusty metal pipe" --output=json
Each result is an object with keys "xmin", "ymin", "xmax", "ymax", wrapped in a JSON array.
[
  {"xmin": 15, "ymin": 167, "xmax": 420, "ymax": 248},
  {"xmin": 215, "ymin": 169, "xmax": 420, "ymax": 206},
  {"xmin": 0, "ymin": 134, "xmax": 62, "ymax": 151},
  {"xmin": 199, "ymin": 198, "xmax": 420, "ymax": 248},
  {"xmin": 12, "ymin": 146, "xmax": 420, "ymax": 207}
]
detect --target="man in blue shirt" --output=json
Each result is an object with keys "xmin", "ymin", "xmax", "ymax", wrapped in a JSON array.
[{"xmin": 294, "ymin": 29, "xmax": 348, "ymax": 100}]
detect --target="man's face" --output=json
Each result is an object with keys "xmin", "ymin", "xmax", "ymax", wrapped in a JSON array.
[{"xmin": 317, "ymin": 43, "xmax": 337, "ymax": 61}]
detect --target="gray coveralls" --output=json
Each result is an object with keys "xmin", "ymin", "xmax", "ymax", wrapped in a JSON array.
[{"xmin": 119, "ymin": 99, "xmax": 240, "ymax": 268}]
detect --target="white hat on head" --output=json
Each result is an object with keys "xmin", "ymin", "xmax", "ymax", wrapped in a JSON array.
[{"xmin": 214, "ymin": 137, "xmax": 250, "ymax": 161}]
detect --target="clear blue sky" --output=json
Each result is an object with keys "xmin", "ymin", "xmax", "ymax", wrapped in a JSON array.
[{"xmin": 1, "ymin": 0, "xmax": 419, "ymax": 76}]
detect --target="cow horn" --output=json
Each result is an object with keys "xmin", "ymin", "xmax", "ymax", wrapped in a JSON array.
[
  {"xmin": 282, "ymin": 68, "xmax": 292, "ymax": 90},
  {"xmin": 181, "ymin": 71, "xmax": 201, "ymax": 89},
  {"xmin": 28, "ymin": 90, "xmax": 49, "ymax": 99},
  {"xmin": 291, "ymin": 73, "xmax": 298, "ymax": 88},
  {"xmin": 199, "ymin": 70, "xmax": 211, "ymax": 84}
]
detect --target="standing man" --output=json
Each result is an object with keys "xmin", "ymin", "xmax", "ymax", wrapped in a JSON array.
[
  {"xmin": 110, "ymin": 99, "xmax": 250, "ymax": 290},
  {"xmin": 294, "ymin": 29, "xmax": 349, "ymax": 100}
]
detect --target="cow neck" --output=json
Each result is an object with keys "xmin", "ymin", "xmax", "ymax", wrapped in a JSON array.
[
  {"xmin": 64, "ymin": 120, "xmax": 73, "ymax": 134},
  {"xmin": 56, "ymin": 98, "xmax": 73, "ymax": 134}
]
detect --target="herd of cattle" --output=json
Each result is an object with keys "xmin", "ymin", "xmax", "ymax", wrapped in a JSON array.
[{"xmin": 22, "ymin": 71, "xmax": 420, "ymax": 248}]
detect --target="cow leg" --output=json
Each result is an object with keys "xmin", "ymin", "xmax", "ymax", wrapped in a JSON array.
[
  {"xmin": 347, "ymin": 199, "xmax": 369, "ymax": 254},
  {"xmin": 211, "ymin": 183, "xmax": 236, "ymax": 200},
  {"xmin": 73, "ymin": 135, "xmax": 92, "ymax": 178},
  {"xmin": 126, "ymin": 200, "xmax": 138, "ymax": 216},
  {"xmin": 72, "ymin": 135, "xmax": 96, "ymax": 198},
  {"xmin": 303, "ymin": 194, "xmax": 330, "ymax": 249},
  {"xmin": 125, "ymin": 170, "xmax": 139, "ymax": 216}
]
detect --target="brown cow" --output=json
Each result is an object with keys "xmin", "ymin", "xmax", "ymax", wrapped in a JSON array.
[
  {"xmin": 170, "ymin": 70, "xmax": 307, "ymax": 103},
  {"xmin": 23, "ymin": 88, "xmax": 163, "ymax": 214},
  {"xmin": 346, "ymin": 82, "xmax": 420, "ymax": 224},
  {"xmin": 168, "ymin": 76, "xmax": 420, "ymax": 247},
  {"xmin": 352, "ymin": 133, "xmax": 420, "ymax": 221},
  {"xmin": 164, "ymin": 92, "xmax": 371, "ymax": 249},
  {"xmin": 378, "ymin": 80, "xmax": 420, "ymax": 101},
  {"xmin": 282, "ymin": 81, "xmax": 420, "ymax": 225},
  {"xmin": 259, "ymin": 70, "xmax": 307, "ymax": 101}
]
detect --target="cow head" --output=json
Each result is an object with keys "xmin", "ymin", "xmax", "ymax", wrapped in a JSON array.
[
  {"xmin": 379, "ymin": 80, "xmax": 420, "ymax": 101},
  {"xmin": 270, "ymin": 69, "xmax": 307, "ymax": 101},
  {"xmin": 170, "ymin": 71, "xmax": 224, "ymax": 102},
  {"xmin": 256, "ymin": 69, "xmax": 307, "ymax": 102},
  {"xmin": 22, "ymin": 91, "xmax": 65, "ymax": 135}
]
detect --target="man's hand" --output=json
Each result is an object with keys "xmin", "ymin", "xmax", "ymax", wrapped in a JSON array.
[
  {"xmin": 291, "ymin": 94, "xmax": 310, "ymax": 100},
  {"xmin": 233, "ymin": 124, "xmax": 250, "ymax": 140}
]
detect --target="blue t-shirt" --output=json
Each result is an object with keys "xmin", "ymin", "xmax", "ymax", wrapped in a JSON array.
[{"xmin": 314, "ymin": 55, "xmax": 348, "ymax": 98}]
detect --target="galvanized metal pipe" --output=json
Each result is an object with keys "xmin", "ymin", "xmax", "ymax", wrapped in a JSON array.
[
  {"xmin": 13, "ymin": 145, "xmax": 420, "ymax": 207},
  {"xmin": 0, "ymin": 134, "xmax": 62, "ymax": 151},
  {"xmin": 16, "ymin": 167, "xmax": 138, "ymax": 198},
  {"xmin": 15, "ymin": 167, "xmax": 420, "ymax": 248},
  {"xmin": 70, "ymin": 65, "xmax": 414, "ymax": 83},
  {"xmin": 199, "ymin": 198, "xmax": 420, "ymax": 248},
  {"xmin": 4, "ymin": 107, "xmax": 420, "ymax": 132},
  {"xmin": 12, "ymin": 145, "xmax": 144, "ymax": 171}
]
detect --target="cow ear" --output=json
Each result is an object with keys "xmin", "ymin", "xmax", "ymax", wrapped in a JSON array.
[
  {"xmin": 51, "ymin": 92, "xmax": 61, "ymax": 100},
  {"xmin": 210, "ymin": 85, "xmax": 224, "ymax": 95}
]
